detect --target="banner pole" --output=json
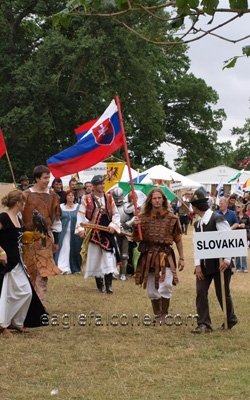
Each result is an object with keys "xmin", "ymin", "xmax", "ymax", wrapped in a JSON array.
[
  {"xmin": 5, "ymin": 150, "xmax": 17, "ymax": 187},
  {"xmin": 220, "ymin": 270, "xmax": 228, "ymax": 330},
  {"xmin": 114, "ymin": 95, "xmax": 143, "ymax": 240}
]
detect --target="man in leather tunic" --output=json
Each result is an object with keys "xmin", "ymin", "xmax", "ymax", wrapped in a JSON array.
[
  {"xmin": 132, "ymin": 189, "xmax": 184, "ymax": 323},
  {"xmin": 22, "ymin": 165, "xmax": 62, "ymax": 307}
]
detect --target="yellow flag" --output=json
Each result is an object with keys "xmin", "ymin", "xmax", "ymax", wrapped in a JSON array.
[{"xmin": 104, "ymin": 162, "xmax": 125, "ymax": 192}]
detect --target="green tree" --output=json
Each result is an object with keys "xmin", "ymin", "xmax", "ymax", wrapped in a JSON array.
[
  {"xmin": 230, "ymin": 120, "xmax": 250, "ymax": 169},
  {"xmin": 0, "ymin": 1, "xmax": 226, "ymax": 181},
  {"xmin": 53, "ymin": 0, "xmax": 250, "ymax": 68}
]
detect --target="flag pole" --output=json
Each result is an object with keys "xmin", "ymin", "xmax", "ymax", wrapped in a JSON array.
[
  {"xmin": 5, "ymin": 150, "xmax": 17, "ymax": 187},
  {"xmin": 114, "ymin": 96, "xmax": 143, "ymax": 240}
]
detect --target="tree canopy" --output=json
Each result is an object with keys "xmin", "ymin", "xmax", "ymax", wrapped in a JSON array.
[
  {"xmin": 54, "ymin": 0, "xmax": 250, "ymax": 68},
  {"xmin": 0, "ymin": 0, "xmax": 242, "ymax": 182}
]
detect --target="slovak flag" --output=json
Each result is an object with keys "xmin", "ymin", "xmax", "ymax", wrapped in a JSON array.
[{"xmin": 47, "ymin": 99, "xmax": 124, "ymax": 177}]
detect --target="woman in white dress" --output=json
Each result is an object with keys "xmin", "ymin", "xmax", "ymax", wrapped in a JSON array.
[{"xmin": 55, "ymin": 190, "xmax": 82, "ymax": 274}]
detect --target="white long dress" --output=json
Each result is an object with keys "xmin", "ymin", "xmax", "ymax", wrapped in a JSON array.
[
  {"xmin": 0, "ymin": 212, "xmax": 32, "ymax": 329},
  {"xmin": 0, "ymin": 263, "xmax": 32, "ymax": 328}
]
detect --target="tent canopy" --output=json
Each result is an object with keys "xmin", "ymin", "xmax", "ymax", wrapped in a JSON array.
[{"xmin": 136, "ymin": 165, "xmax": 200, "ymax": 189}]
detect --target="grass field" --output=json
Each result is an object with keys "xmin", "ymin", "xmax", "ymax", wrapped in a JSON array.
[{"xmin": 1, "ymin": 225, "xmax": 250, "ymax": 400}]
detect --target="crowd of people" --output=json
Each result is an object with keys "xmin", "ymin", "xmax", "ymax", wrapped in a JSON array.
[{"xmin": 0, "ymin": 167, "xmax": 249, "ymax": 336}]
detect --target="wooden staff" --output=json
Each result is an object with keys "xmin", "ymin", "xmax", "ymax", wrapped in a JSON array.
[
  {"xmin": 162, "ymin": 182, "xmax": 191, "ymax": 212},
  {"xmin": 80, "ymin": 222, "xmax": 132, "ymax": 237},
  {"xmin": 220, "ymin": 269, "xmax": 228, "ymax": 330}
]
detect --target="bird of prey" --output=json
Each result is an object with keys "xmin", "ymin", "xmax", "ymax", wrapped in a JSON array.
[{"xmin": 32, "ymin": 210, "xmax": 48, "ymax": 247}]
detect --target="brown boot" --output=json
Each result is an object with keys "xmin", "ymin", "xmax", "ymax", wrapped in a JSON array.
[
  {"xmin": 151, "ymin": 299, "xmax": 162, "ymax": 322},
  {"xmin": 161, "ymin": 297, "xmax": 170, "ymax": 323}
]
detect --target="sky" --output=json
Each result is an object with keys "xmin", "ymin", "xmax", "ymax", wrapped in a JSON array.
[{"xmin": 162, "ymin": 1, "xmax": 250, "ymax": 170}]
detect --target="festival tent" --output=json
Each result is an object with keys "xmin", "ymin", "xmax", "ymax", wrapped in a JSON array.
[
  {"xmin": 186, "ymin": 165, "xmax": 250, "ymax": 193},
  {"xmin": 137, "ymin": 165, "xmax": 201, "ymax": 189}
]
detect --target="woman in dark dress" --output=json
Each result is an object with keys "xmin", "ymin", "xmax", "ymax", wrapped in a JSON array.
[{"xmin": 0, "ymin": 189, "xmax": 46, "ymax": 337}]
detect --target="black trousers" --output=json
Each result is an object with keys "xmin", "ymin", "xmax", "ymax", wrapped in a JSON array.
[{"xmin": 196, "ymin": 268, "xmax": 237, "ymax": 329}]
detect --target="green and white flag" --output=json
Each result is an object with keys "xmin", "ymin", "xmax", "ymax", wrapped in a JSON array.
[{"xmin": 228, "ymin": 169, "xmax": 243, "ymax": 183}]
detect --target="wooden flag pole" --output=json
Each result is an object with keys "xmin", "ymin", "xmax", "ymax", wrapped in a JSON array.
[
  {"xmin": 114, "ymin": 95, "xmax": 143, "ymax": 240},
  {"xmin": 5, "ymin": 150, "xmax": 17, "ymax": 187},
  {"xmin": 220, "ymin": 269, "xmax": 228, "ymax": 330}
]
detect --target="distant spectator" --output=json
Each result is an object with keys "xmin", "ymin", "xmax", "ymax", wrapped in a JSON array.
[
  {"xmin": 235, "ymin": 202, "xmax": 250, "ymax": 273},
  {"xmin": 177, "ymin": 191, "xmax": 192, "ymax": 235},
  {"xmin": 206, "ymin": 191, "xmax": 214, "ymax": 210},
  {"xmin": 51, "ymin": 178, "xmax": 66, "ymax": 204},
  {"xmin": 216, "ymin": 197, "xmax": 238, "ymax": 229},
  {"xmin": 245, "ymin": 203, "xmax": 250, "ymax": 216},
  {"xmin": 84, "ymin": 181, "xmax": 93, "ymax": 195},
  {"xmin": 75, "ymin": 182, "xmax": 85, "ymax": 204},
  {"xmin": 17, "ymin": 175, "xmax": 29, "ymax": 191},
  {"xmin": 69, "ymin": 178, "xmax": 78, "ymax": 191},
  {"xmin": 228, "ymin": 194, "xmax": 237, "ymax": 212}
]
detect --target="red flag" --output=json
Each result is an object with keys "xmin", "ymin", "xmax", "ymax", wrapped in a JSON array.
[
  {"xmin": 238, "ymin": 158, "xmax": 250, "ymax": 170},
  {"xmin": 0, "ymin": 128, "xmax": 6, "ymax": 158}
]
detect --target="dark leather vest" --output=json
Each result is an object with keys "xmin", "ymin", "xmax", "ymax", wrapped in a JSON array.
[{"xmin": 194, "ymin": 212, "xmax": 226, "ymax": 275}]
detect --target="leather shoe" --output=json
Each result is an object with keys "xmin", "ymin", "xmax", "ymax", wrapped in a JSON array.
[
  {"xmin": 217, "ymin": 320, "xmax": 238, "ymax": 331},
  {"xmin": 191, "ymin": 324, "xmax": 213, "ymax": 334}
]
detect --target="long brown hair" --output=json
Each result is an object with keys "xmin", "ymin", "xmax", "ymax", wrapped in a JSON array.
[{"xmin": 140, "ymin": 189, "xmax": 168, "ymax": 215}]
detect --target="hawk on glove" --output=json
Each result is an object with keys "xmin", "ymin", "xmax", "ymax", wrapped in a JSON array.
[{"xmin": 32, "ymin": 210, "xmax": 48, "ymax": 247}]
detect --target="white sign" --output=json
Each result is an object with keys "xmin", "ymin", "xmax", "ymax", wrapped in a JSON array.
[
  {"xmin": 170, "ymin": 182, "xmax": 183, "ymax": 191},
  {"xmin": 193, "ymin": 230, "xmax": 248, "ymax": 259},
  {"xmin": 84, "ymin": 162, "xmax": 107, "ymax": 176}
]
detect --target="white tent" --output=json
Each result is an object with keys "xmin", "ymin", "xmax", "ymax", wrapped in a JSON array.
[
  {"xmin": 138, "ymin": 165, "xmax": 201, "ymax": 189},
  {"xmin": 186, "ymin": 165, "xmax": 250, "ymax": 193}
]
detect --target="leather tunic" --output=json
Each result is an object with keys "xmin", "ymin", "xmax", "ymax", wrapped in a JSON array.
[{"xmin": 132, "ymin": 210, "xmax": 182, "ymax": 289}]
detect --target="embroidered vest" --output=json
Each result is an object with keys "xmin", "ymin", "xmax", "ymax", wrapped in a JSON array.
[{"xmin": 85, "ymin": 193, "xmax": 113, "ymax": 221}]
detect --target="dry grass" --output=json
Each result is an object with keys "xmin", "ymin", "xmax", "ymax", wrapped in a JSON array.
[{"xmin": 1, "ymin": 224, "xmax": 250, "ymax": 400}]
